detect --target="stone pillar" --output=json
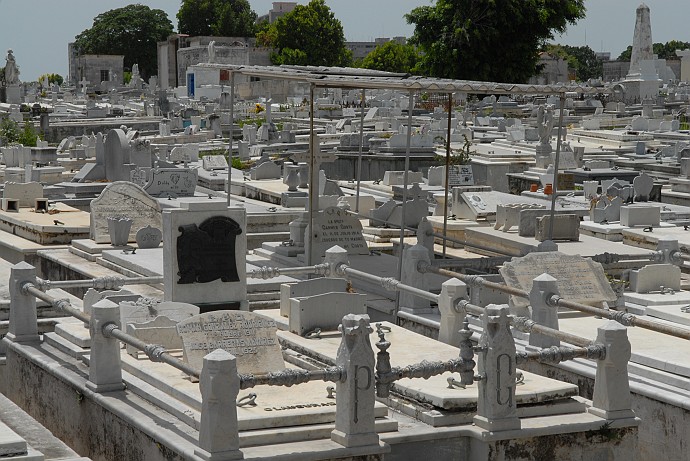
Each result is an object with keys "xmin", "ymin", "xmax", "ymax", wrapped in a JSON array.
[
  {"xmin": 86, "ymin": 299, "xmax": 125, "ymax": 393},
  {"xmin": 6, "ymin": 262, "xmax": 40, "ymax": 343},
  {"xmin": 657, "ymin": 237, "xmax": 680, "ymax": 265},
  {"xmin": 399, "ymin": 244, "xmax": 431, "ymax": 313},
  {"xmin": 331, "ymin": 314, "xmax": 379, "ymax": 448},
  {"xmin": 676, "ymin": 49, "xmax": 690, "ymax": 83},
  {"xmin": 528, "ymin": 273, "xmax": 560, "ymax": 348},
  {"xmin": 589, "ymin": 321, "xmax": 636, "ymax": 420},
  {"xmin": 437, "ymin": 278, "xmax": 468, "ymax": 345},
  {"xmin": 473, "ymin": 304, "xmax": 521, "ymax": 431},
  {"xmin": 195, "ymin": 349, "xmax": 243, "ymax": 461},
  {"xmin": 324, "ymin": 245, "xmax": 349, "ymax": 278}
]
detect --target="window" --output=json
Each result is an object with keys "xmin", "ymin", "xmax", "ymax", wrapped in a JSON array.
[{"xmin": 100, "ymin": 70, "xmax": 109, "ymax": 82}]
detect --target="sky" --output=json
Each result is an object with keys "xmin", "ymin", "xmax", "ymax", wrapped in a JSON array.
[{"xmin": 0, "ymin": 0, "xmax": 689, "ymax": 82}]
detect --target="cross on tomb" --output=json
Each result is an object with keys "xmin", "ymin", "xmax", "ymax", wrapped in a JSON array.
[
  {"xmin": 289, "ymin": 138, "xmax": 336, "ymax": 168},
  {"xmin": 79, "ymin": 78, "xmax": 90, "ymax": 96}
]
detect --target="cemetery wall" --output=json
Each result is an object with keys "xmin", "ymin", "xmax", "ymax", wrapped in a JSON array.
[
  {"xmin": 519, "ymin": 360, "xmax": 688, "ymax": 461},
  {"xmin": 2, "ymin": 346, "xmax": 190, "ymax": 461},
  {"xmin": 42, "ymin": 120, "xmax": 161, "ymax": 143},
  {"xmin": 323, "ymin": 156, "xmax": 439, "ymax": 182}
]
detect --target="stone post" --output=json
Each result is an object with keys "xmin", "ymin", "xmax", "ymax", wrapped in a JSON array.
[
  {"xmin": 86, "ymin": 299, "xmax": 125, "ymax": 393},
  {"xmin": 399, "ymin": 244, "xmax": 431, "ymax": 312},
  {"xmin": 437, "ymin": 278, "xmax": 468, "ymax": 345},
  {"xmin": 6, "ymin": 262, "xmax": 40, "ymax": 343},
  {"xmin": 657, "ymin": 237, "xmax": 680, "ymax": 265},
  {"xmin": 528, "ymin": 273, "xmax": 560, "ymax": 348},
  {"xmin": 324, "ymin": 245, "xmax": 349, "ymax": 278},
  {"xmin": 195, "ymin": 349, "xmax": 243, "ymax": 461},
  {"xmin": 473, "ymin": 304, "xmax": 521, "ymax": 431},
  {"xmin": 331, "ymin": 314, "xmax": 379, "ymax": 448},
  {"xmin": 588, "ymin": 321, "xmax": 636, "ymax": 420}
]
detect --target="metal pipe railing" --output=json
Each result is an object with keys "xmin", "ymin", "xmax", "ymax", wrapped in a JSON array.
[
  {"xmin": 516, "ymin": 344, "xmax": 606, "ymax": 365},
  {"xmin": 238, "ymin": 366, "xmax": 345, "ymax": 390},
  {"xmin": 339, "ymin": 264, "xmax": 440, "ymax": 303},
  {"xmin": 34, "ymin": 275, "xmax": 164, "ymax": 291},
  {"xmin": 248, "ymin": 263, "xmax": 328, "ymax": 280},
  {"xmin": 103, "ymin": 323, "xmax": 200, "ymax": 378},
  {"xmin": 23, "ymin": 281, "xmax": 201, "ymax": 379},
  {"xmin": 425, "ymin": 265, "xmax": 690, "ymax": 341}
]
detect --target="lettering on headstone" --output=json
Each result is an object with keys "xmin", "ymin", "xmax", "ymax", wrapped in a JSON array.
[
  {"xmin": 177, "ymin": 215, "xmax": 243, "ymax": 284},
  {"xmin": 499, "ymin": 252, "xmax": 616, "ymax": 309},
  {"xmin": 312, "ymin": 207, "xmax": 369, "ymax": 256},
  {"xmin": 448, "ymin": 165, "xmax": 474, "ymax": 186},
  {"xmin": 176, "ymin": 311, "xmax": 285, "ymax": 374},
  {"xmin": 144, "ymin": 168, "xmax": 197, "ymax": 198}
]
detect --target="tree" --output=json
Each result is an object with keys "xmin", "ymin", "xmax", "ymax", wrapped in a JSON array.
[
  {"xmin": 360, "ymin": 41, "xmax": 421, "ymax": 74},
  {"xmin": 544, "ymin": 44, "xmax": 602, "ymax": 81},
  {"xmin": 406, "ymin": 0, "xmax": 586, "ymax": 83},
  {"xmin": 259, "ymin": 0, "xmax": 351, "ymax": 67},
  {"xmin": 39, "ymin": 73, "xmax": 64, "ymax": 86},
  {"xmin": 618, "ymin": 40, "xmax": 690, "ymax": 61},
  {"xmin": 177, "ymin": 0, "xmax": 257, "ymax": 37},
  {"xmin": 74, "ymin": 4, "xmax": 173, "ymax": 80}
]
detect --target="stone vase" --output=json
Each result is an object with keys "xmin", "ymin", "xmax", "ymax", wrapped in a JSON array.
[{"xmin": 107, "ymin": 217, "xmax": 133, "ymax": 247}]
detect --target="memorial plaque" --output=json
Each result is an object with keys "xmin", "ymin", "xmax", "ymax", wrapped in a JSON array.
[
  {"xmin": 177, "ymin": 215, "xmax": 243, "ymax": 284},
  {"xmin": 176, "ymin": 311, "xmax": 285, "ymax": 374},
  {"xmin": 499, "ymin": 252, "xmax": 616, "ymax": 309},
  {"xmin": 556, "ymin": 173, "xmax": 575, "ymax": 191},
  {"xmin": 90, "ymin": 181, "xmax": 162, "ymax": 244},
  {"xmin": 143, "ymin": 168, "xmax": 197, "ymax": 198},
  {"xmin": 448, "ymin": 165, "xmax": 474, "ymax": 186},
  {"xmin": 312, "ymin": 206, "xmax": 369, "ymax": 257},
  {"xmin": 135, "ymin": 225, "xmax": 162, "ymax": 249},
  {"xmin": 202, "ymin": 154, "xmax": 228, "ymax": 171}
]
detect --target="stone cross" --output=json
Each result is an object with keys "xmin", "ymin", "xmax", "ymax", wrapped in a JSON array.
[{"xmin": 79, "ymin": 78, "xmax": 90, "ymax": 96}]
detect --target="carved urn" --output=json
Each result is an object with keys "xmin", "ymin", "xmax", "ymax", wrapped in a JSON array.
[{"xmin": 107, "ymin": 216, "xmax": 133, "ymax": 247}]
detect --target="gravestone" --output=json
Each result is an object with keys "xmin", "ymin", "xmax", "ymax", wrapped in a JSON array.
[
  {"xmin": 500, "ymin": 252, "xmax": 616, "ymax": 311},
  {"xmin": 3, "ymin": 182, "xmax": 43, "ymax": 207},
  {"xmin": 280, "ymin": 278, "xmax": 348, "ymax": 317},
  {"xmin": 143, "ymin": 168, "xmax": 198, "ymax": 198},
  {"xmin": 382, "ymin": 171, "xmax": 424, "ymax": 186},
  {"xmin": 176, "ymin": 311, "xmax": 284, "ymax": 374},
  {"xmin": 163, "ymin": 202, "xmax": 247, "ymax": 307},
  {"xmin": 249, "ymin": 161, "xmax": 281, "ymax": 180},
  {"xmin": 104, "ymin": 129, "xmax": 133, "ymax": 182},
  {"xmin": 135, "ymin": 225, "xmax": 162, "ymax": 248},
  {"xmin": 202, "ymin": 155, "xmax": 228, "ymax": 171},
  {"xmin": 169, "ymin": 146, "xmax": 192, "ymax": 163},
  {"xmin": 311, "ymin": 206, "xmax": 369, "ymax": 257},
  {"xmin": 289, "ymin": 292, "xmax": 367, "ymax": 336},
  {"xmin": 126, "ymin": 316, "xmax": 182, "ymax": 358},
  {"xmin": 119, "ymin": 299, "xmax": 199, "ymax": 328},
  {"xmin": 629, "ymin": 264, "xmax": 681, "ymax": 294},
  {"xmin": 90, "ymin": 181, "xmax": 162, "ymax": 244},
  {"xmin": 449, "ymin": 165, "xmax": 474, "ymax": 186}
]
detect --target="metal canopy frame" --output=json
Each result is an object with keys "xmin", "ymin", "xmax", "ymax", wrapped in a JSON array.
[{"xmin": 207, "ymin": 63, "xmax": 610, "ymax": 314}]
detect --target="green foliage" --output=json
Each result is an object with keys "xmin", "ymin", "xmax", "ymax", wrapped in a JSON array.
[
  {"xmin": 0, "ymin": 119, "xmax": 39, "ymax": 147},
  {"xmin": 18, "ymin": 122, "xmax": 39, "ymax": 147},
  {"xmin": 360, "ymin": 41, "xmax": 421, "ymax": 74},
  {"xmin": 74, "ymin": 4, "xmax": 173, "ymax": 80},
  {"xmin": 435, "ymin": 134, "xmax": 474, "ymax": 165},
  {"xmin": 0, "ymin": 118, "xmax": 20, "ymax": 145},
  {"xmin": 544, "ymin": 44, "xmax": 602, "ymax": 81},
  {"xmin": 261, "ymin": 0, "xmax": 352, "ymax": 67},
  {"xmin": 406, "ymin": 0, "xmax": 586, "ymax": 83},
  {"xmin": 39, "ymin": 73, "xmax": 64, "ymax": 86},
  {"xmin": 178, "ymin": 0, "xmax": 257, "ymax": 37},
  {"xmin": 618, "ymin": 40, "xmax": 690, "ymax": 61}
]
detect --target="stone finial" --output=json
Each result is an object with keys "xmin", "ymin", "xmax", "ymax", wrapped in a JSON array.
[
  {"xmin": 331, "ymin": 314, "xmax": 379, "ymax": 448},
  {"xmin": 7, "ymin": 262, "xmax": 39, "ymax": 343},
  {"xmin": 588, "ymin": 321, "xmax": 636, "ymax": 420},
  {"xmin": 528, "ymin": 273, "xmax": 560, "ymax": 348},
  {"xmin": 195, "ymin": 349, "xmax": 243, "ymax": 461},
  {"xmin": 87, "ymin": 299, "xmax": 125, "ymax": 393},
  {"xmin": 437, "ymin": 278, "xmax": 468, "ymax": 345},
  {"xmin": 473, "ymin": 304, "xmax": 521, "ymax": 431},
  {"xmin": 324, "ymin": 245, "xmax": 349, "ymax": 277}
]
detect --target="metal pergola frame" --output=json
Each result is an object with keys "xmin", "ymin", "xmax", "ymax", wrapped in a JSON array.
[{"xmin": 200, "ymin": 63, "xmax": 609, "ymax": 313}]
